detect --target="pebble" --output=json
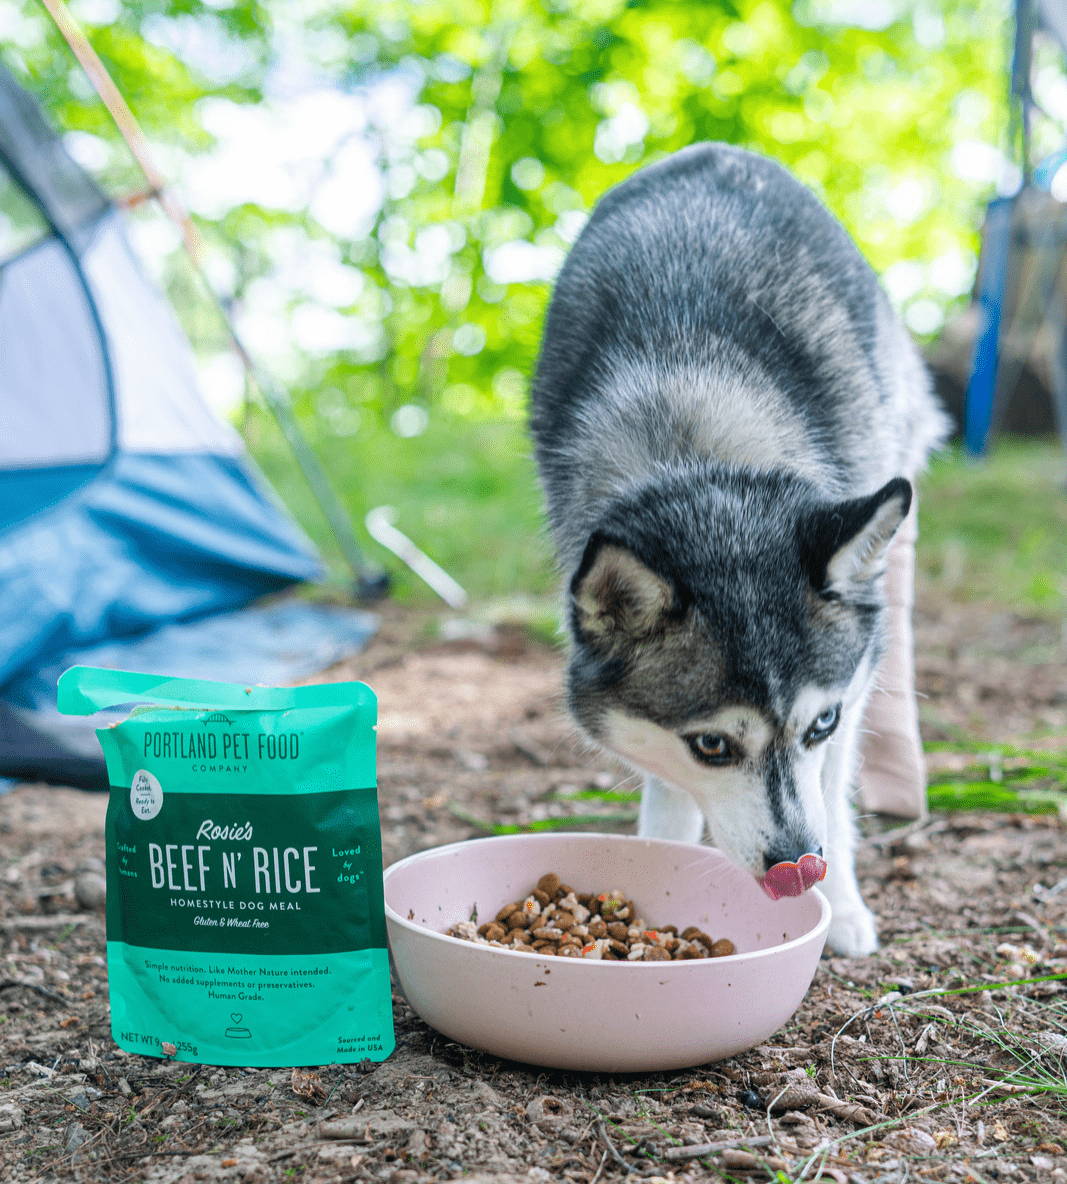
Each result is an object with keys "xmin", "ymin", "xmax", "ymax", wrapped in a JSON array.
[
  {"xmin": 64, "ymin": 1123, "xmax": 89, "ymax": 1152},
  {"xmin": 74, "ymin": 872, "xmax": 106, "ymax": 910},
  {"xmin": 0, "ymin": 1105, "xmax": 23, "ymax": 1133}
]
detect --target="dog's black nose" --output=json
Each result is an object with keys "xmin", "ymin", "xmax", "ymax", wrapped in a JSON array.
[{"xmin": 763, "ymin": 843, "xmax": 822, "ymax": 872}]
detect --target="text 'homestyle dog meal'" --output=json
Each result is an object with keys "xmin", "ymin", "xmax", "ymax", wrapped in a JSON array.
[
  {"xmin": 57, "ymin": 666, "xmax": 395, "ymax": 1068},
  {"xmin": 447, "ymin": 872, "xmax": 736, "ymax": 961}
]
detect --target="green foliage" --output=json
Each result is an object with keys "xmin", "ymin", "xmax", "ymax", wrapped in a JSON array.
[
  {"xmin": 918, "ymin": 440, "xmax": 1067, "ymax": 616},
  {"xmin": 6, "ymin": 0, "xmax": 1011, "ymax": 437}
]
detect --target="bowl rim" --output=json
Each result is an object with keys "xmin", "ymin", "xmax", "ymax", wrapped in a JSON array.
[{"xmin": 383, "ymin": 831, "xmax": 831, "ymax": 970}]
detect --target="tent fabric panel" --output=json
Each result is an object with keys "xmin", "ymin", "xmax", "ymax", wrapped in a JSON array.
[
  {"xmin": 0, "ymin": 449, "xmax": 322, "ymax": 687},
  {"xmin": 0, "ymin": 601, "xmax": 376, "ymax": 787},
  {"xmin": 85, "ymin": 214, "xmax": 242, "ymax": 456},
  {"xmin": 0, "ymin": 233, "xmax": 112, "ymax": 467},
  {"xmin": 0, "ymin": 67, "xmax": 109, "ymax": 248},
  {"xmin": 0, "ymin": 463, "xmax": 104, "ymax": 533}
]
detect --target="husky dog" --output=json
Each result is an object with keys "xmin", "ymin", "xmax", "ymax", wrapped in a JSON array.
[{"xmin": 530, "ymin": 144, "xmax": 946, "ymax": 957}]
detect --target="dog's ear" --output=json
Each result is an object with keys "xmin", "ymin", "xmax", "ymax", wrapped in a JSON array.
[
  {"xmin": 803, "ymin": 477, "xmax": 912, "ymax": 595},
  {"xmin": 570, "ymin": 534, "xmax": 677, "ymax": 645}
]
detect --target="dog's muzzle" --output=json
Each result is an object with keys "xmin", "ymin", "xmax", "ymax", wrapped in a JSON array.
[{"xmin": 759, "ymin": 853, "xmax": 827, "ymax": 900}]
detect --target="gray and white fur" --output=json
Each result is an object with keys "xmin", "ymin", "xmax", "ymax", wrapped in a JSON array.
[{"xmin": 529, "ymin": 143, "xmax": 947, "ymax": 957}]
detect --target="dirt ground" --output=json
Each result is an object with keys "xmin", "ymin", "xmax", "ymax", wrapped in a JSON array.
[{"xmin": 1, "ymin": 599, "xmax": 1065, "ymax": 1184}]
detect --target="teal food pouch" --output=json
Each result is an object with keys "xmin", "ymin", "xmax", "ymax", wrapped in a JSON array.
[{"xmin": 57, "ymin": 666, "xmax": 395, "ymax": 1067}]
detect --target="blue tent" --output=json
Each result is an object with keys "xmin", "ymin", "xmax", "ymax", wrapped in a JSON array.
[{"xmin": 0, "ymin": 66, "xmax": 373, "ymax": 785}]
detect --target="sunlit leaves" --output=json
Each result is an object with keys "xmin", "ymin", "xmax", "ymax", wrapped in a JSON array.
[{"xmin": 8, "ymin": 0, "xmax": 1012, "ymax": 430}]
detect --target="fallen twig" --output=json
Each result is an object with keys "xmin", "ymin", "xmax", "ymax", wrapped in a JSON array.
[
  {"xmin": 721, "ymin": 1147, "xmax": 790, "ymax": 1172},
  {"xmin": 0, "ymin": 914, "xmax": 87, "ymax": 931},
  {"xmin": 861, "ymin": 817, "xmax": 947, "ymax": 849},
  {"xmin": 0, "ymin": 979, "xmax": 68, "ymax": 1005},
  {"xmin": 663, "ymin": 1133, "xmax": 774, "ymax": 1161},
  {"xmin": 509, "ymin": 730, "xmax": 553, "ymax": 766},
  {"xmin": 595, "ymin": 1120, "xmax": 633, "ymax": 1174}
]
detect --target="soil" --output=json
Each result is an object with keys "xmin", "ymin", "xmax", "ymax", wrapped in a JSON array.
[{"xmin": 1, "ymin": 599, "xmax": 1065, "ymax": 1184}]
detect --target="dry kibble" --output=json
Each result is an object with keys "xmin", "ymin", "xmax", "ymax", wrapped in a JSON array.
[{"xmin": 446, "ymin": 874, "xmax": 735, "ymax": 963}]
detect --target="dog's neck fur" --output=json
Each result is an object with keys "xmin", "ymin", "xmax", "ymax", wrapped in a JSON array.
[{"xmin": 546, "ymin": 355, "xmax": 842, "ymax": 569}]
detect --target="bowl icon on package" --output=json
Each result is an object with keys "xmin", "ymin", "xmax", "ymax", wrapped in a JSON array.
[{"xmin": 225, "ymin": 1013, "xmax": 252, "ymax": 1039}]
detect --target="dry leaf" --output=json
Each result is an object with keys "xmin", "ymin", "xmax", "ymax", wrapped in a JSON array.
[
  {"xmin": 933, "ymin": 1130, "xmax": 958, "ymax": 1149},
  {"xmin": 291, "ymin": 1067, "xmax": 327, "ymax": 1102}
]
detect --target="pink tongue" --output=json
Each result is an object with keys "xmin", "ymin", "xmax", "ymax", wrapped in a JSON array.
[{"xmin": 760, "ymin": 853, "xmax": 827, "ymax": 900}]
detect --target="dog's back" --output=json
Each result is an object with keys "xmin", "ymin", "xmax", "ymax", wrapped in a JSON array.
[{"xmin": 531, "ymin": 143, "xmax": 946, "ymax": 565}]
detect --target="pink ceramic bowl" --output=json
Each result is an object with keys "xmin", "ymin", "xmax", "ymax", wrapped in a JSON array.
[{"xmin": 384, "ymin": 833, "xmax": 829, "ymax": 1072}]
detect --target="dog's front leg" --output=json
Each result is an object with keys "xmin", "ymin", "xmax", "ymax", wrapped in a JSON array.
[
  {"xmin": 638, "ymin": 775, "xmax": 705, "ymax": 843},
  {"xmin": 821, "ymin": 704, "xmax": 879, "ymax": 957}
]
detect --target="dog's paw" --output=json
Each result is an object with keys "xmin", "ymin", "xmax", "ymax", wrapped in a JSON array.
[{"xmin": 827, "ymin": 904, "xmax": 879, "ymax": 958}]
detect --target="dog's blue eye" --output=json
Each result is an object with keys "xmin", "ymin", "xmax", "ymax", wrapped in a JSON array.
[
  {"xmin": 806, "ymin": 705, "xmax": 841, "ymax": 745},
  {"xmin": 686, "ymin": 733, "xmax": 735, "ymax": 764}
]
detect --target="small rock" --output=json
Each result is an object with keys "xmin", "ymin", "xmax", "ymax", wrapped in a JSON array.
[
  {"xmin": 74, "ymin": 872, "xmax": 106, "ymax": 910},
  {"xmin": 64, "ymin": 1122, "xmax": 89, "ymax": 1152},
  {"xmin": 0, "ymin": 1105, "xmax": 24, "ymax": 1133},
  {"xmin": 885, "ymin": 1127, "xmax": 937, "ymax": 1154},
  {"xmin": 76, "ymin": 857, "xmax": 105, "ymax": 876}
]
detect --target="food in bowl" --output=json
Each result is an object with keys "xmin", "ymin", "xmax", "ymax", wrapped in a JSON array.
[
  {"xmin": 446, "ymin": 870, "xmax": 736, "ymax": 960},
  {"xmin": 385, "ymin": 834, "xmax": 830, "ymax": 1072}
]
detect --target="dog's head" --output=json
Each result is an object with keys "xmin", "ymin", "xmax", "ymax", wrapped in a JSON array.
[{"xmin": 565, "ymin": 466, "xmax": 912, "ymax": 888}]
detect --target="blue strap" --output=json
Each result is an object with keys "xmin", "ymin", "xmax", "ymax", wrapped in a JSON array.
[{"xmin": 964, "ymin": 196, "xmax": 1016, "ymax": 456}]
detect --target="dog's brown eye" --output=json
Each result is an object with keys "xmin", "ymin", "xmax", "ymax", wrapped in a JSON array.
[
  {"xmin": 686, "ymin": 733, "xmax": 735, "ymax": 765},
  {"xmin": 805, "ymin": 704, "xmax": 841, "ymax": 745}
]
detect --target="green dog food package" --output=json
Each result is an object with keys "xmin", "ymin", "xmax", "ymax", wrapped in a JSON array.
[{"xmin": 57, "ymin": 666, "xmax": 395, "ymax": 1067}]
